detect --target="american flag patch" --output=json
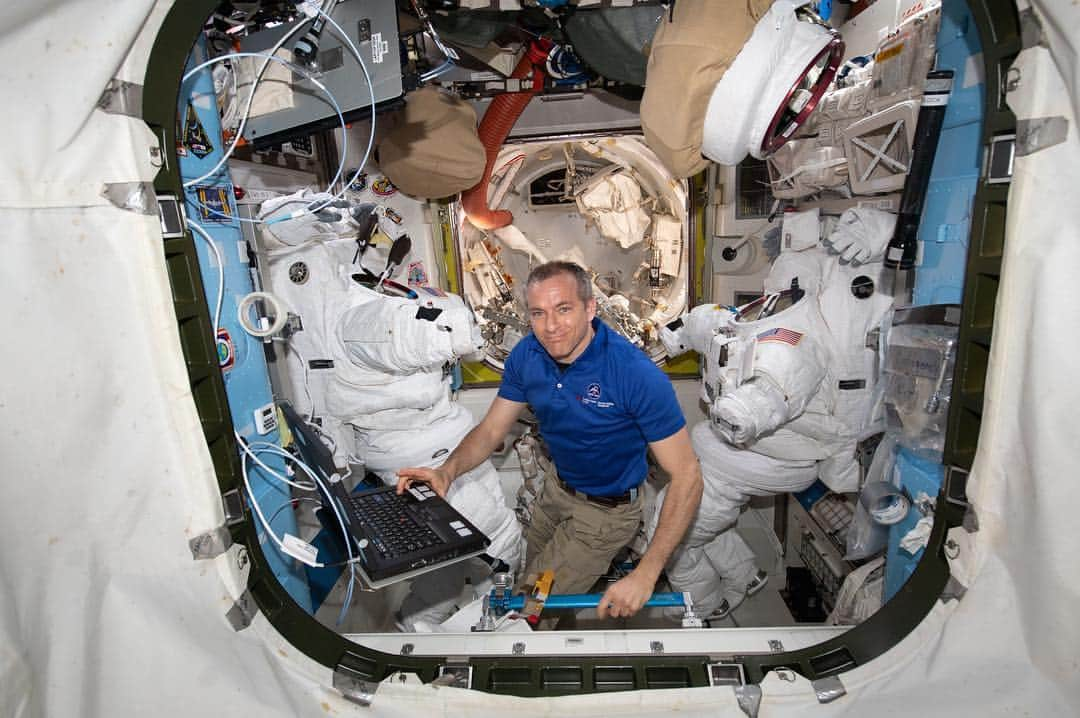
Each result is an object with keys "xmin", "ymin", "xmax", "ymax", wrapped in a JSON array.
[
  {"xmin": 417, "ymin": 286, "xmax": 447, "ymax": 297},
  {"xmin": 757, "ymin": 327, "xmax": 803, "ymax": 346}
]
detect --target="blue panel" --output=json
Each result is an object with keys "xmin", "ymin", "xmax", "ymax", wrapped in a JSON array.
[
  {"xmin": 913, "ymin": 0, "xmax": 986, "ymax": 306},
  {"xmin": 886, "ymin": 0, "xmax": 984, "ymax": 602},
  {"xmin": 180, "ymin": 39, "xmax": 311, "ymax": 612},
  {"xmin": 884, "ymin": 447, "xmax": 945, "ymax": 600},
  {"xmin": 793, "ymin": 480, "xmax": 829, "ymax": 512}
]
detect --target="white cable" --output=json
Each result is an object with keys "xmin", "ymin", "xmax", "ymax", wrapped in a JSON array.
[
  {"xmin": 238, "ymin": 439, "xmax": 319, "ymax": 491},
  {"xmin": 237, "ymin": 290, "xmax": 288, "ymax": 337},
  {"xmin": 180, "ymin": 50, "xmax": 349, "ymax": 225},
  {"xmin": 243, "ymin": 438, "xmax": 364, "ymax": 623},
  {"xmin": 180, "ymin": 8, "xmax": 378, "ymax": 228},
  {"xmin": 246, "ymin": 459, "xmax": 358, "ymax": 621},
  {"xmin": 419, "ymin": 59, "xmax": 455, "ymax": 83},
  {"xmin": 273, "ymin": 338, "xmax": 316, "ymax": 418},
  {"xmin": 239, "ymin": 439, "xmax": 298, "ymax": 560},
  {"xmin": 183, "ymin": 19, "xmax": 310, "ymax": 189},
  {"xmin": 311, "ymin": 9, "xmax": 377, "ymax": 208},
  {"xmin": 236, "ymin": 430, "xmax": 362, "ymax": 573},
  {"xmin": 188, "ymin": 220, "xmax": 225, "ymax": 343},
  {"xmin": 270, "ymin": 496, "xmax": 322, "ymax": 523}
]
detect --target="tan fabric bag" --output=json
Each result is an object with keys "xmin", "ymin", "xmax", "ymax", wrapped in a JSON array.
[
  {"xmin": 640, "ymin": 0, "xmax": 772, "ymax": 178},
  {"xmin": 378, "ymin": 87, "xmax": 487, "ymax": 199}
]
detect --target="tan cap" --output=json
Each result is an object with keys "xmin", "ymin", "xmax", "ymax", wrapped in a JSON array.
[
  {"xmin": 640, "ymin": 0, "xmax": 766, "ymax": 178},
  {"xmin": 378, "ymin": 87, "xmax": 487, "ymax": 199}
]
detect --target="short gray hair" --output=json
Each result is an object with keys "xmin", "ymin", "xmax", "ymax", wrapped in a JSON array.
[{"xmin": 525, "ymin": 261, "xmax": 592, "ymax": 304}]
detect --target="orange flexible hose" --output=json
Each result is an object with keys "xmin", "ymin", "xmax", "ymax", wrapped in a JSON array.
[{"xmin": 461, "ymin": 54, "xmax": 545, "ymax": 230}]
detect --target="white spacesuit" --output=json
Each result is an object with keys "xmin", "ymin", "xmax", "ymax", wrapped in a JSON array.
[
  {"xmin": 650, "ymin": 206, "xmax": 896, "ymax": 619},
  {"xmin": 262, "ymin": 217, "xmax": 521, "ymax": 630}
]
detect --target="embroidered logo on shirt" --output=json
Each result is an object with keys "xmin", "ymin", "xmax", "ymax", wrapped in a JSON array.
[
  {"xmin": 756, "ymin": 327, "xmax": 803, "ymax": 346},
  {"xmin": 581, "ymin": 382, "xmax": 613, "ymax": 408}
]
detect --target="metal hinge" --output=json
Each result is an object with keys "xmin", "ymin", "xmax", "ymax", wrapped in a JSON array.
[
  {"xmin": 222, "ymin": 489, "xmax": 246, "ymax": 526},
  {"xmin": 707, "ymin": 663, "xmax": 745, "ymax": 687},
  {"xmin": 434, "ymin": 662, "xmax": 472, "ymax": 689}
]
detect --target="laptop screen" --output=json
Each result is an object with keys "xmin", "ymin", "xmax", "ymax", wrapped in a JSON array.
[{"xmin": 278, "ymin": 402, "xmax": 340, "ymax": 486}]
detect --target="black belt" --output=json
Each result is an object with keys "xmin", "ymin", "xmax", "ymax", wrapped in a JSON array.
[{"xmin": 555, "ymin": 476, "xmax": 638, "ymax": 507}]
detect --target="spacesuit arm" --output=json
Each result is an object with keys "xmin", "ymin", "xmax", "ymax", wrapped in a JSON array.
[
  {"xmin": 710, "ymin": 374, "xmax": 793, "ymax": 446},
  {"xmin": 659, "ymin": 304, "xmax": 737, "ymax": 357},
  {"xmin": 710, "ymin": 329, "xmax": 829, "ymax": 446},
  {"xmin": 396, "ymin": 396, "xmax": 524, "ymax": 497},
  {"xmin": 597, "ymin": 426, "xmax": 702, "ymax": 619},
  {"xmin": 341, "ymin": 292, "xmax": 484, "ymax": 373}
]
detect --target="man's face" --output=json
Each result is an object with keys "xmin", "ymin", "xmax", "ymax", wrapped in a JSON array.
[{"xmin": 526, "ymin": 273, "xmax": 596, "ymax": 363}]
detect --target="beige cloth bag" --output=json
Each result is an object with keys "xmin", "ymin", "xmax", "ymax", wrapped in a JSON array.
[
  {"xmin": 640, "ymin": 0, "xmax": 772, "ymax": 178},
  {"xmin": 378, "ymin": 87, "xmax": 487, "ymax": 199}
]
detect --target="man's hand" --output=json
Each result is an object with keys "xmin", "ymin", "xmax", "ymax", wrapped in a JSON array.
[
  {"xmin": 596, "ymin": 567, "xmax": 659, "ymax": 619},
  {"xmin": 396, "ymin": 466, "xmax": 453, "ymax": 498}
]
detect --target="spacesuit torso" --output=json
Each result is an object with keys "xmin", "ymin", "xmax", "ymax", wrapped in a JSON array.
[
  {"xmin": 264, "ymin": 234, "xmax": 519, "ymax": 578},
  {"xmin": 662, "ymin": 208, "xmax": 896, "ymax": 491}
]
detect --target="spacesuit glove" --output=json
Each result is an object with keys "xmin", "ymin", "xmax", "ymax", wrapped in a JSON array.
[
  {"xmin": 826, "ymin": 207, "xmax": 897, "ymax": 265},
  {"xmin": 659, "ymin": 319, "xmax": 691, "ymax": 357},
  {"xmin": 662, "ymin": 304, "xmax": 738, "ymax": 357}
]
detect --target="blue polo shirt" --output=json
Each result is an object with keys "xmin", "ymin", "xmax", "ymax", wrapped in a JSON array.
[{"xmin": 498, "ymin": 319, "xmax": 685, "ymax": 497}]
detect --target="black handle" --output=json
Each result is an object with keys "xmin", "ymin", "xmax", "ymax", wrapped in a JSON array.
[{"xmin": 884, "ymin": 70, "xmax": 955, "ymax": 270}]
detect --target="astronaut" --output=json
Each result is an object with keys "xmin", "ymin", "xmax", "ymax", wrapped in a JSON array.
[
  {"xmin": 649, "ymin": 206, "xmax": 896, "ymax": 620},
  {"xmin": 259, "ymin": 197, "xmax": 521, "ymax": 630}
]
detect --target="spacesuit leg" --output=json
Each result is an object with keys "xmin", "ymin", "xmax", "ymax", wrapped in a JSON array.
[
  {"xmin": 702, "ymin": 530, "xmax": 759, "ymax": 594},
  {"xmin": 655, "ymin": 469, "xmax": 749, "ymax": 616},
  {"xmin": 657, "ymin": 423, "xmax": 819, "ymax": 615}
]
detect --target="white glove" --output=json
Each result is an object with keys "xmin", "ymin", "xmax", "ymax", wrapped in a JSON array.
[
  {"xmin": 660, "ymin": 304, "xmax": 736, "ymax": 357},
  {"xmin": 659, "ymin": 319, "xmax": 691, "ymax": 357},
  {"xmin": 825, "ymin": 207, "xmax": 897, "ymax": 265}
]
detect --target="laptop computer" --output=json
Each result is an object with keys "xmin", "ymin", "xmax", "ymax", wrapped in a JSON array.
[{"xmin": 278, "ymin": 402, "xmax": 490, "ymax": 588}]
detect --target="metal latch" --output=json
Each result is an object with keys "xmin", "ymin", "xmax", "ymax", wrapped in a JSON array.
[{"xmin": 222, "ymin": 489, "xmax": 245, "ymax": 526}]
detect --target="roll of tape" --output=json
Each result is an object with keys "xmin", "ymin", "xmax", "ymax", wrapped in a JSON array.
[
  {"xmin": 859, "ymin": 481, "xmax": 910, "ymax": 525},
  {"xmin": 237, "ymin": 291, "xmax": 288, "ymax": 337}
]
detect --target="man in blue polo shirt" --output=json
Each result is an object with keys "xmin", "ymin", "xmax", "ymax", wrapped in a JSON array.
[{"xmin": 398, "ymin": 261, "xmax": 702, "ymax": 619}]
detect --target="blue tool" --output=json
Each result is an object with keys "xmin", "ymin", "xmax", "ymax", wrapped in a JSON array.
[{"xmin": 489, "ymin": 591, "xmax": 688, "ymax": 615}]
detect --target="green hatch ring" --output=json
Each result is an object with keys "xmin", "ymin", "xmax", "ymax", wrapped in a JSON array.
[{"xmin": 143, "ymin": 0, "xmax": 1017, "ymax": 696}]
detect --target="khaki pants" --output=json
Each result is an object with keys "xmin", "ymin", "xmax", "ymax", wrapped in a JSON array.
[{"xmin": 520, "ymin": 472, "xmax": 643, "ymax": 595}]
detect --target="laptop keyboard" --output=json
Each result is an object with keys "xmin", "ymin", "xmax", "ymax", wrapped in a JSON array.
[{"xmin": 347, "ymin": 491, "xmax": 445, "ymax": 559}]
